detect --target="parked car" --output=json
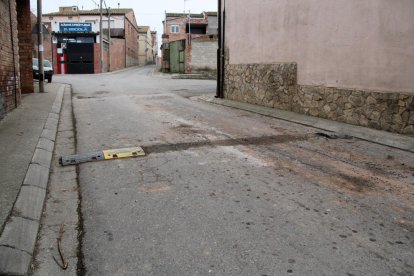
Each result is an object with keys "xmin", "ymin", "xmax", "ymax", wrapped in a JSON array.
[{"xmin": 33, "ymin": 58, "xmax": 53, "ymax": 83}]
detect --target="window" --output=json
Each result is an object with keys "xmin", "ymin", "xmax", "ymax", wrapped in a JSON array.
[{"xmin": 170, "ymin": 25, "xmax": 179, "ymax": 33}]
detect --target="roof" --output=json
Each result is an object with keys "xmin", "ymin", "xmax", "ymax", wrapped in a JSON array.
[
  {"xmin": 44, "ymin": 8, "xmax": 133, "ymax": 16},
  {"xmin": 166, "ymin": 12, "xmax": 204, "ymax": 18},
  {"xmin": 138, "ymin": 26, "xmax": 149, "ymax": 33},
  {"xmin": 205, "ymin": 12, "xmax": 218, "ymax": 16}
]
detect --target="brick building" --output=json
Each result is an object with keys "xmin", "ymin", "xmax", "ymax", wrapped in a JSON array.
[
  {"xmin": 161, "ymin": 12, "xmax": 218, "ymax": 74},
  {"xmin": 0, "ymin": 0, "xmax": 34, "ymax": 118},
  {"xmin": 42, "ymin": 6, "xmax": 140, "ymax": 74}
]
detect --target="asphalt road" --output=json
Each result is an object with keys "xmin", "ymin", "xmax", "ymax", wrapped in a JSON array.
[{"xmin": 56, "ymin": 66, "xmax": 414, "ymax": 276}]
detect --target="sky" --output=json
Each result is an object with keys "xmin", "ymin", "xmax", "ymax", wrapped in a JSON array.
[{"xmin": 30, "ymin": 0, "xmax": 217, "ymax": 50}]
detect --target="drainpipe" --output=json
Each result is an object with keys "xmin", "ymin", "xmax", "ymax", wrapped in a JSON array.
[
  {"xmin": 221, "ymin": 9, "xmax": 226, "ymax": 98},
  {"xmin": 216, "ymin": 0, "xmax": 222, "ymax": 98}
]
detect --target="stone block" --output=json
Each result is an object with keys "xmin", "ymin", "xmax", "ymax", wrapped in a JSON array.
[
  {"xmin": 31, "ymin": 148, "xmax": 53, "ymax": 169},
  {"xmin": 23, "ymin": 163, "xmax": 49, "ymax": 189},
  {"xmin": 366, "ymin": 96, "xmax": 377, "ymax": 105},
  {"xmin": 13, "ymin": 185, "xmax": 46, "ymax": 221},
  {"xmin": 370, "ymin": 111, "xmax": 381, "ymax": 121},
  {"xmin": 323, "ymin": 104, "xmax": 331, "ymax": 113},
  {"xmin": 44, "ymin": 117, "xmax": 59, "ymax": 131},
  {"xmin": 48, "ymin": 112, "xmax": 59, "ymax": 120},
  {"xmin": 403, "ymin": 125, "xmax": 414, "ymax": 134},
  {"xmin": 348, "ymin": 94, "xmax": 364, "ymax": 107},
  {"xmin": 40, "ymin": 128, "xmax": 56, "ymax": 142},
  {"xmin": 360, "ymin": 115, "xmax": 369, "ymax": 127},
  {"xmin": 398, "ymin": 100, "xmax": 406, "ymax": 107},
  {"xmin": 401, "ymin": 111, "xmax": 410, "ymax": 124},
  {"xmin": 393, "ymin": 112, "xmax": 403, "ymax": 122},
  {"xmin": 0, "ymin": 245, "xmax": 32, "ymax": 276},
  {"xmin": 409, "ymin": 112, "xmax": 414, "ymax": 124},
  {"xmin": 50, "ymin": 106, "xmax": 61, "ymax": 114},
  {"xmin": 36, "ymin": 137, "xmax": 54, "ymax": 152},
  {"xmin": 0, "ymin": 216, "xmax": 39, "ymax": 254}
]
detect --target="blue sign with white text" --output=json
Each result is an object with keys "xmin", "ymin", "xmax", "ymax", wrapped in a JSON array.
[{"xmin": 59, "ymin": 22, "xmax": 92, "ymax": 33}]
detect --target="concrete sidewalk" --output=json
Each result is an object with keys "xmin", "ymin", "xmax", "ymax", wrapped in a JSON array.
[
  {"xmin": 0, "ymin": 83, "xmax": 66, "ymax": 275},
  {"xmin": 197, "ymin": 95, "xmax": 414, "ymax": 153}
]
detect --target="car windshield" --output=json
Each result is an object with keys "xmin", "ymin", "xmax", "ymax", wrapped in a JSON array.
[{"xmin": 33, "ymin": 59, "xmax": 51, "ymax": 67}]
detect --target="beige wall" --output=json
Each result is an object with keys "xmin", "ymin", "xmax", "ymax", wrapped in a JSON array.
[
  {"xmin": 138, "ymin": 29, "xmax": 154, "ymax": 65},
  {"xmin": 225, "ymin": 0, "xmax": 414, "ymax": 93}
]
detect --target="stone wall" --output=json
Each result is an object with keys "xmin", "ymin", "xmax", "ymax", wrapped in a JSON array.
[
  {"xmin": 224, "ymin": 51, "xmax": 414, "ymax": 135},
  {"xmin": 294, "ymin": 86, "xmax": 414, "ymax": 134}
]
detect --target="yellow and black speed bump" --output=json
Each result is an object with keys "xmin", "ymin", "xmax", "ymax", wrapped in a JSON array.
[{"xmin": 59, "ymin": 147, "xmax": 145, "ymax": 166}]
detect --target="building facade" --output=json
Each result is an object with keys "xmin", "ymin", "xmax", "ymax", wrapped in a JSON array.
[
  {"xmin": 161, "ymin": 12, "xmax": 218, "ymax": 74},
  {"xmin": 138, "ymin": 26, "xmax": 156, "ymax": 65},
  {"xmin": 42, "ymin": 6, "xmax": 140, "ymax": 74},
  {"xmin": 151, "ymin": 31, "xmax": 158, "ymax": 65},
  {"xmin": 220, "ymin": 0, "xmax": 414, "ymax": 134},
  {"xmin": 0, "ymin": 0, "xmax": 34, "ymax": 118}
]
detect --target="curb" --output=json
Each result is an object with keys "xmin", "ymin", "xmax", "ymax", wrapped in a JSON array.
[
  {"xmin": 0, "ymin": 85, "xmax": 65, "ymax": 275},
  {"xmin": 171, "ymin": 73, "xmax": 216, "ymax": 80},
  {"xmin": 197, "ymin": 95, "xmax": 414, "ymax": 153}
]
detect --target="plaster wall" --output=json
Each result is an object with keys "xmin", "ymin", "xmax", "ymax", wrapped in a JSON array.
[
  {"xmin": 225, "ymin": 0, "xmax": 414, "ymax": 93},
  {"xmin": 189, "ymin": 40, "xmax": 218, "ymax": 71}
]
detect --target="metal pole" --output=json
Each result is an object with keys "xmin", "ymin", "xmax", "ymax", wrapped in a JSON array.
[
  {"xmin": 108, "ymin": 7, "xmax": 111, "ymax": 72},
  {"xmin": 100, "ymin": 0, "xmax": 104, "ymax": 73},
  {"xmin": 188, "ymin": 10, "xmax": 191, "ymax": 45},
  {"xmin": 164, "ymin": 10, "xmax": 167, "ymax": 35},
  {"xmin": 220, "ymin": 9, "xmax": 226, "ymax": 98},
  {"xmin": 216, "ymin": 0, "xmax": 222, "ymax": 98},
  {"xmin": 37, "ymin": 0, "xmax": 44, "ymax": 92}
]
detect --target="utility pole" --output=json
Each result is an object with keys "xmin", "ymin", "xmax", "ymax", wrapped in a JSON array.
[
  {"xmin": 108, "ymin": 7, "xmax": 111, "ymax": 72},
  {"xmin": 99, "ymin": 0, "xmax": 104, "ymax": 73},
  {"xmin": 188, "ymin": 10, "xmax": 191, "ymax": 46},
  {"xmin": 164, "ymin": 10, "xmax": 167, "ymax": 35},
  {"xmin": 37, "ymin": 0, "xmax": 44, "ymax": 92}
]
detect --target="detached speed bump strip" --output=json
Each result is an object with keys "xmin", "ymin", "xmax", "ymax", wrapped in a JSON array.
[
  {"xmin": 59, "ymin": 147, "xmax": 145, "ymax": 166},
  {"xmin": 103, "ymin": 147, "xmax": 145, "ymax": 159}
]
